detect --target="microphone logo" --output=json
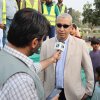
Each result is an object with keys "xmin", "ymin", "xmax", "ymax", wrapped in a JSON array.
[{"xmin": 54, "ymin": 42, "xmax": 65, "ymax": 52}]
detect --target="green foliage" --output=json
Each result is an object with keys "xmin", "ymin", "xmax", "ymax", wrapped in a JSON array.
[
  {"xmin": 94, "ymin": 0, "xmax": 100, "ymax": 10},
  {"xmin": 82, "ymin": 1, "xmax": 100, "ymax": 27},
  {"xmin": 68, "ymin": 8, "xmax": 82, "ymax": 27},
  {"xmin": 82, "ymin": 2, "xmax": 93, "ymax": 26},
  {"xmin": 68, "ymin": 8, "xmax": 72, "ymax": 15},
  {"xmin": 72, "ymin": 9, "xmax": 81, "ymax": 27}
]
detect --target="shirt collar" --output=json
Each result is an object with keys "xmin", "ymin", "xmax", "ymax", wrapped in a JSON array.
[{"xmin": 55, "ymin": 34, "xmax": 70, "ymax": 44}]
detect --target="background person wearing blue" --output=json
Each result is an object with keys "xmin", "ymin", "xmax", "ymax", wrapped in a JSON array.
[{"xmin": 90, "ymin": 38, "xmax": 100, "ymax": 73}]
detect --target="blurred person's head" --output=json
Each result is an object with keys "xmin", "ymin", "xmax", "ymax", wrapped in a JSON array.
[
  {"xmin": 70, "ymin": 23, "xmax": 77, "ymax": 36},
  {"xmin": 58, "ymin": 0, "xmax": 63, "ymax": 3},
  {"xmin": 7, "ymin": 8, "xmax": 50, "ymax": 56},
  {"xmin": 91, "ymin": 38, "xmax": 100, "ymax": 51},
  {"xmin": 56, "ymin": 13, "xmax": 72, "ymax": 41},
  {"xmin": 70, "ymin": 23, "xmax": 81, "ymax": 38}
]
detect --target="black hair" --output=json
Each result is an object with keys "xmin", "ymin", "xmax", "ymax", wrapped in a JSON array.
[
  {"xmin": 72, "ymin": 23, "xmax": 77, "ymax": 30},
  {"xmin": 91, "ymin": 38, "xmax": 100, "ymax": 45},
  {"xmin": 7, "ymin": 8, "xmax": 50, "ymax": 47}
]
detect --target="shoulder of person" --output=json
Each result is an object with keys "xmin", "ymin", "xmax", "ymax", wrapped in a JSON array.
[
  {"xmin": 42, "ymin": 37, "xmax": 55, "ymax": 45},
  {"xmin": 72, "ymin": 36, "xmax": 86, "ymax": 46},
  {"xmin": 72, "ymin": 35, "xmax": 84, "ymax": 42}
]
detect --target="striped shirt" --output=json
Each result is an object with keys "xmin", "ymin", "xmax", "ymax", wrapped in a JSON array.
[{"xmin": 0, "ymin": 45, "xmax": 42, "ymax": 100}]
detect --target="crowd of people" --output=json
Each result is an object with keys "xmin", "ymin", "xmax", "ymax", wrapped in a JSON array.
[
  {"xmin": 0, "ymin": 0, "xmax": 67, "ymax": 48},
  {"xmin": 0, "ymin": 0, "xmax": 100, "ymax": 100}
]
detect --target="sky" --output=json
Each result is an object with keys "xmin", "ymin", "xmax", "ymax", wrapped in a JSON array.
[{"xmin": 55, "ymin": 0, "xmax": 94, "ymax": 12}]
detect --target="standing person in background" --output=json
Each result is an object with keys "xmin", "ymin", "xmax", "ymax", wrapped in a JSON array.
[
  {"xmin": 42, "ymin": 0, "xmax": 59, "ymax": 40},
  {"xmin": 70, "ymin": 23, "xmax": 81, "ymax": 38},
  {"xmin": 20, "ymin": 0, "xmax": 42, "ymax": 13},
  {"xmin": 40, "ymin": 13, "xmax": 94, "ymax": 100},
  {"xmin": 91, "ymin": 66, "xmax": 100, "ymax": 100},
  {"xmin": 0, "ymin": 8, "xmax": 60, "ymax": 100},
  {"xmin": 90, "ymin": 38, "xmax": 100, "ymax": 72},
  {"xmin": 56, "ymin": 0, "xmax": 67, "ymax": 14},
  {"xmin": 0, "ymin": 0, "xmax": 18, "ymax": 47}
]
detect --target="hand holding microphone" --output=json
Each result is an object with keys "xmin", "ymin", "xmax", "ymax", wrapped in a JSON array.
[
  {"xmin": 51, "ymin": 42, "xmax": 65, "ymax": 63},
  {"xmin": 47, "ymin": 42, "xmax": 65, "ymax": 63}
]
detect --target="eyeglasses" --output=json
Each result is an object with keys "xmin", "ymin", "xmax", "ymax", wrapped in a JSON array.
[{"xmin": 56, "ymin": 23, "xmax": 70, "ymax": 29}]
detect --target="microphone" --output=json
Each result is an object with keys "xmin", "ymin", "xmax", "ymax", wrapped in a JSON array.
[
  {"xmin": 54, "ymin": 42, "xmax": 65, "ymax": 52},
  {"xmin": 54, "ymin": 41, "xmax": 65, "ymax": 63}
]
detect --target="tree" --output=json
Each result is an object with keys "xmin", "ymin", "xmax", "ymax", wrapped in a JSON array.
[
  {"xmin": 94, "ymin": 0, "xmax": 100, "ymax": 10},
  {"xmin": 68, "ymin": 8, "xmax": 72, "ymax": 15},
  {"xmin": 93, "ymin": 0, "xmax": 100, "ymax": 25},
  {"xmin": 68, "ymin": 8, "xmax": 82, "ymax": 27},
  {"xmin": 82, "ymin": 1, "xmax": 100, "ymax": 28},
  {"xmin": 82, "ymin": 2, "xmax": 94, "ymax": 30}
]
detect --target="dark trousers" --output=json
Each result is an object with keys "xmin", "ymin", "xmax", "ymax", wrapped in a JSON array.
[
  {"xmin": 58, "ymin": 89, "xmax": 66, "ymax": 100},
  {"xmin": 43, "ymin": 26, "xmax": 55, "ymax": 41},
  {"xmin": 58, "ymin": 89, "xmax": 92, "ymax": 100}
]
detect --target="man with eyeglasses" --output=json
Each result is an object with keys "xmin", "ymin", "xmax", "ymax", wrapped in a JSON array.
[{"xmin": 39, "ymin": 13, "xmax": 94, "ymax": 100}]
